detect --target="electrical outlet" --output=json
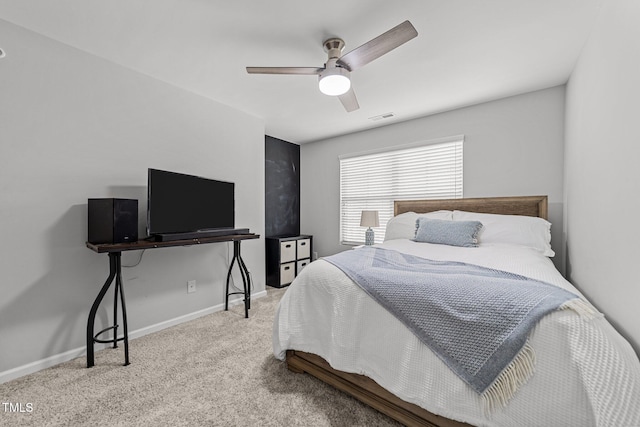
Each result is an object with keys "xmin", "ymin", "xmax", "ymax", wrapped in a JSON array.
[{"xmin": 187, "ymin": 280, "xmax": 196, "ymax": 294}]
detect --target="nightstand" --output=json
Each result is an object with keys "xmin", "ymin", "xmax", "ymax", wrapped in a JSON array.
[{"xmin": 266, "ymin": 235, "xmax": 313, "ymax": 288}]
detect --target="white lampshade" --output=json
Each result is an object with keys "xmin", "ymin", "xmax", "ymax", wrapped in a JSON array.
[
  {"xmin": 318, "ymin": 68, "xmax": 351, "ymax": 96},
  {"xmin": 360, "ymin": 210, "xmax": 380, "ymax": 228}
]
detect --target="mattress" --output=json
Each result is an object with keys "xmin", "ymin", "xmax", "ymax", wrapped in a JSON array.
[{"xmin": 273, "ymin": 239, "xmax": 640, "ymax": 427}]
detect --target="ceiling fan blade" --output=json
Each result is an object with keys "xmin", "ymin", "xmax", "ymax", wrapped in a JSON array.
[
  {"xmin": 337, "ymin": 20, "xmax": 418, "ymax": 71},
  {"xmin": 246, "ymin": 66, "xmax": 322, "ymax": 75},
  {"xmin": 338, "ymin": 88, "xmax": 359, "ymax": 112}
]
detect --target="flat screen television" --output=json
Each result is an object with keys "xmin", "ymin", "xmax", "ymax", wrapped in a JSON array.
[{"xmin": 147, "ymin": 168, "xmax": 235, "ymax": 238}]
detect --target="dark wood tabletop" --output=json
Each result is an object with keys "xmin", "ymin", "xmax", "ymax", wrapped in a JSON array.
[{"xmin": 86, "ymin": 233, "xmax": 260, "ymax": 253}]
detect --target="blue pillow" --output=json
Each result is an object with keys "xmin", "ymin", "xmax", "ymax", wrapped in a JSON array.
[{"xmin": 414, "ymin": 218, "xmax": 483, "ymax": 247}]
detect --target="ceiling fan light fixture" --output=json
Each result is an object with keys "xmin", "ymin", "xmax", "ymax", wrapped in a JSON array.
[{"xmin": 318, "ymin": 67, "xmax": 350, "ymax": 96}]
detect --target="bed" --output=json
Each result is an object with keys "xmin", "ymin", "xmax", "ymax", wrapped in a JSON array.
[{"xmin": 272, "ymin": 196, "xmax": 640, "ymax": 427}]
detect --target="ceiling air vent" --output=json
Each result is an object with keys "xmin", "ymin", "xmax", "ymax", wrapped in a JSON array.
[{"xmin": 368, "ymin": 112, "xmax": 395, "ymax": 122}]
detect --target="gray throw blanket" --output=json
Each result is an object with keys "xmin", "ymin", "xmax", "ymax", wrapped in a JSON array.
[{"xmin": 324, "ymin": 247, "xmax": 588, "ymax": 407}]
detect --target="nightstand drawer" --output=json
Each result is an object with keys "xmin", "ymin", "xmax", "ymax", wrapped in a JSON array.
[
  {"xmin": 280, "ymin": 241, "xmax": 296, "ymax": 262},
  {"xmin": 280, "ymin": 262, "xmax": 295, "ymax": 285},
  {"xmin": 297, "ymin": 239, "xmax": 311, "ymax": 259}
]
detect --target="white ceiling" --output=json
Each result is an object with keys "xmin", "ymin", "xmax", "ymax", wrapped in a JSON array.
[{"xmin": 0, "ymin": 0, "xmax": 602, "ymax": 143}]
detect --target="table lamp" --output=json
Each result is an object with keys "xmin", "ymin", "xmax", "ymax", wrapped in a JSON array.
[{"xmin": 360, "ymin": 210, "xmax": 379, "ymax": 246}]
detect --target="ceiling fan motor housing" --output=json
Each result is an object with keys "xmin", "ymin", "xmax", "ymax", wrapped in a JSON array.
[
  {"xmin": 323, "ymin": 38, "xmax": 346, "ymax": 61},
  {"xmin": 319, "ymin": 38, "xmax": 351, "ymax": 96}
]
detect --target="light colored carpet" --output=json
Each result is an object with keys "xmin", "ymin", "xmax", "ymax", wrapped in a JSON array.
[{"xmin": 0, "ymin": 287, "xmax": 400, "ymax": 426}]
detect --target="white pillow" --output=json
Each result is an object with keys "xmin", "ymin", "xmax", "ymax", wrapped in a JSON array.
[
  {"xmin": 384, "ymin": 210, "xmax": 453, "ymax": 241},
  {"xmin": 452, "ymin": 210, "xmax": 554, "ymax": 256}
]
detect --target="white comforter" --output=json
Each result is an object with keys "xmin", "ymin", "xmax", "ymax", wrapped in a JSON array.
[{"xmin": 273, "ymin": 240, "xmax": 640, "ymax": 427}]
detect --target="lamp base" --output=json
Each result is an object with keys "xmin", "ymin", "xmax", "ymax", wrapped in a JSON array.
[{"xmin": 365, "ymin": 228, "xmax": 375, "ymax": 246}]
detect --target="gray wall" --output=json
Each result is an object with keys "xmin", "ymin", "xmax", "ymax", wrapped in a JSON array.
[
  {"xmin": 564, "ymin": 0, "xmax": 640, "ymax": 354},
  {"xmin": 0, "ymin": 20, "xmax": 265, "ymax": 379},
  {"xmin": 301, "ymin": 86, "xmax": 566, "ymax": 272}
]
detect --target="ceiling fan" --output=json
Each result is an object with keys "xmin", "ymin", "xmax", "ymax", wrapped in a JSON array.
[{"xmin": 246, "ymin": 20, "xmax": 418, "ymax": 112}]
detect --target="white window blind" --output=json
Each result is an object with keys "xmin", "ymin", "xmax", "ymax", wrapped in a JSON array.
[{"xmin": 340, "ymin": 136, "xmax": 463, "ymax": 245}]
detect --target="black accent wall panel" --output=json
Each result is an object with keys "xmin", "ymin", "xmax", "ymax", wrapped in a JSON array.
[{"xmin": 265, "ymin": 135, "xmax": 300, "ymax": 237}]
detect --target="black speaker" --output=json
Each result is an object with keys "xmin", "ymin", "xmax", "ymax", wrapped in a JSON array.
[{"xmin": 88, "ymin": 198, "xmax": 138, "ymax": 244}]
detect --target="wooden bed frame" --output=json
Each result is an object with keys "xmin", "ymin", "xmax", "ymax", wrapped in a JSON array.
[
  {"xmin": 394, "ymin": 195, "xmax": 548, "ymax": 219},
  {"xmin": 285, "ymin": 196, "xmax": 549, "ymax": 427}
]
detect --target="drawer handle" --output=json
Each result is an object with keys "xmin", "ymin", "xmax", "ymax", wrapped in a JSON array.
[
  {"xmin": 284, "ymin": 266, "xmax": 290, "ymax": 270},
  {"xmin": 285, "ymin": 244, "xmax": 292, "ymax": 248},
  {"xmin": 300, "ymin": 242, "xmax": 306, "ymax": 246}
]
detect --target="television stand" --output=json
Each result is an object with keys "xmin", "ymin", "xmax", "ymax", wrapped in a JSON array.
[
  {"xmin": 85, "ymin": 232, "xmax": 259, "ymax": 368},
  {"xmin": 153, "ymin": 228, "xmax": 250, "ymax": 242}
]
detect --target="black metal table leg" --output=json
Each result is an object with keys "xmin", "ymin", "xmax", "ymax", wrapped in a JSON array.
[
  {"xmin": 86, "ymin": 251, "xmax": 130, "ymax": 367},
  {"xmin": 114, "ymin": 255, "xmax": 130, "ymax": 365},
  {"xmin": 225, "ymin": 255, "xmax": 236, "ymax": 312},
  {"xmin": 225, "ymin": 240, "xmax": 251, "ymax": 318},
  {"xmin": 87, "ymin": 253, "xmax": 117, "ymax": 367},
  {"xmin": 237, "ymin": 243, "xmax": 252, "ymax": 311},
  {"xmin": 112, "ymin": 259, "xmax": 119, "ymax": 349}
]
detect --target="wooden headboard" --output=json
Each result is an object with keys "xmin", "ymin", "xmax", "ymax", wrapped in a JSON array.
[{"xmin": 394, "ymin": 195, "xmax": 548, "ymax": 219}]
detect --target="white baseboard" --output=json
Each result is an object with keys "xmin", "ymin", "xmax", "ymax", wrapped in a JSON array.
[{"xmin": 0, "ymin": 290, "xmax": 267, "ymax": 384}]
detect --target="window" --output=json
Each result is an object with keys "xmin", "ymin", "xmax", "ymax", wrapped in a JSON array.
[{"xmin": 339, "ymin": 135, "xmax": 463, "ymax": 245}]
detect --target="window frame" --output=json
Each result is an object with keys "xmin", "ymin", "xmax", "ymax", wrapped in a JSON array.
[{"xmin": 339, "ymin": 135, "xmax": 464, "ymax": 245}]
